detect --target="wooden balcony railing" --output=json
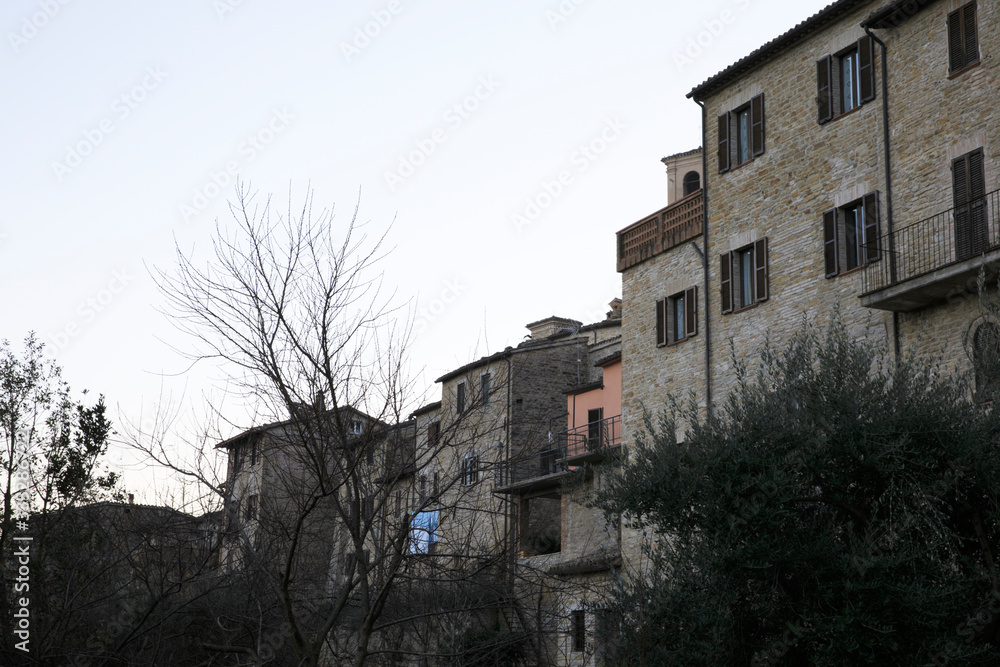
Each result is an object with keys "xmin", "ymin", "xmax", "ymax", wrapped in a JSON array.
[{"xmin": 617, "ymin": 190, "xmax": 704, "ymax": 272}]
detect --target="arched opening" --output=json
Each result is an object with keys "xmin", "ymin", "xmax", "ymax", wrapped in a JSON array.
[
  {"xmin": 683, "ymin": 171, "xmax": 701, "ymax": 196},
  {"xmin": 974, "ymin": 322, "xmax": 1000, "ymax": 402}
]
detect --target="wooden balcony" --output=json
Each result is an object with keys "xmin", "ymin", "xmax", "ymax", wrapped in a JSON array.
[{"xmin": 617, "ymin": 190, "xmax": 704, "ymax": 272}]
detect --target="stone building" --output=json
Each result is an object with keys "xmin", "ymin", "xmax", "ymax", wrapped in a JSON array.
[{"xmin": 619, "ymin": 0, "xmax": 997, "ymax": 442}]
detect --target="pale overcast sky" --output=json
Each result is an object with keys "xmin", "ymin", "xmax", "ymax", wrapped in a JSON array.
[{"xmin": 2, "ymin": 0, "xmax": 833, "ymax": 502}]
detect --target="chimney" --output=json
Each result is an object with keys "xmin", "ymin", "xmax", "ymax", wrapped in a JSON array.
[
  {"xmin": 128, "ymin": 493, "xmax": 134, "ymax": 505},
  {"xmin": 525, "ymin": 316, "xmax": 582, "ymax": 340}
]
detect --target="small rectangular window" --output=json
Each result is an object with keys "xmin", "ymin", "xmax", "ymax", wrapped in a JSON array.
[
  {"xmin": 427, "ymin": 421, "xmax": 441, "ymax": 447},
  {"xmin": 720, "ymin": 239, "xmax": 769, "ymax": 314},
  {"xmin": 462, "ymin": 452, "xmax": 479, "ymax": 485},
  {"xmin": 718, "ymin": 94, "xmax": 765, "ymax": 172},
  {"xmin": 818, "ymin": 37, "xmax": 875, "ymax": 124},
  {"xmin": 480, "ymin": 373, "xmax": 491, "ymax": 406},
  {"xmin": 655, "ymin": 287, "xmax": 698, "ymax": 345},
  {"xmin": 840, "ymin": 47, "xmax": 859, "ymax": 113},
  {"xmin": 244, "ymin": 494, "xmax": 258, "ymax": 521},
  {"xmin": 571, "ymin": 610, "xmax": 586, "ymax": 652},
  {"xmin": 456, "ymin": 382, "xmax": 466, "ymax": 413},
  {"xmin": 823, "ymin": 193, "xmax": 881, "ymax": 277}
]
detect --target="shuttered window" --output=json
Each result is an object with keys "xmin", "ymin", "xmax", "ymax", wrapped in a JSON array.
[
  {"xmin": 817, "ymin": 36, "xmax": 875, "ymax": 124},
  {"xmin": 718, "ymin": 93, "xmax": 765, "ymax": 172},
  {"xmin": 948, "ymin": 2, "xmax": 979, "ymax": 73},
  {"xmin": 720, "ymin": 239, "xmax": 769, "ymax": 314},
  {"xmin": 823, "ymin": 193, "xmax": 882, "ymax": 277},
  {"xmin": 953, "ymin": 149, "xmax": 987, "ymax": 260},
  {"xmin": 655, "ymin": 287, "xmax": 698, "ymax": 346}
]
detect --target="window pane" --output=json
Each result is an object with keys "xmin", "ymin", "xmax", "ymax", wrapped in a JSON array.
[
  {"xmin": 841, "ymin": 53, "xmax": 856, "ymax": 112},
  {"xmin": 738, "ymin": 109, "xmax": 750, "ymax": 164},
  {"xmin": 741, "ymin": 249, "xmax": 754, "ymax": 307},
  {"xmin": 674, "ymin": 296, "xmax": 684, "ymax": 341}
]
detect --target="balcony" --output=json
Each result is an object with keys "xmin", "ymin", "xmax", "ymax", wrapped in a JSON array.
[
  {"xmin": 861, "ymin": 190, "xmax": 1000, "ymax": 311},
  {"xmin": 563, "ymin": 414, "xmax": 621, "ymax": 465},
  {"xmin": 494, "ymin": 415, "xmax": 621, "ymax": 494},
  {"xmin": 617, "ymin": 190, "xmax": 703, "ymax": 272}
]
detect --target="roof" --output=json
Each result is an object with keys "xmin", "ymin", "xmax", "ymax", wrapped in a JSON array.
[
  {"xmin": 434, "ymin": 318, "xmax": 622, "ymax": 384},
  {"xmin": 661, "ymin": 147, "xmax": 702, "ymax": 161},
  {"xmin": 861, "ymin": 0, "xmax": 934, "ymax": 28},
  {"xmin": 594, "ymin": 351, "xmax": 622, "ymax": 367},
  {"xmin": 214, "ymin": 404, "xmax": 379, "ymax": 449},
  {"xmin": 410, "ymin": 401, "xmax": 442, "ymax": 418},
  {"xmin": 564, "ymin": 380, "xmax": 604, "ymax": 396},
  {"xmin": 687, "ymin": 0, "xmax": 874, "ymax": 100}
]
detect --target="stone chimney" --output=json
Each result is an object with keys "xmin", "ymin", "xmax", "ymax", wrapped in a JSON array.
[
  {"xmin": 607, "ymin": 298, "xmax": 622, "ymax": 320},
  {"xmin": 525, "ymin": 316, "xmax": 583, "ymax": 340}
]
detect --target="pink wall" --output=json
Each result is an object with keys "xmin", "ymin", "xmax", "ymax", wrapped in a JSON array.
[{"xmin": 566, "ymin": 359, "xmax": 622, "ymax": 430}]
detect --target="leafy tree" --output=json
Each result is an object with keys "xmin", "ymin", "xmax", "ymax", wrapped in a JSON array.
[{"xmin": 598, "ymin": 318, "xmax": 1000, "ymax": 666}]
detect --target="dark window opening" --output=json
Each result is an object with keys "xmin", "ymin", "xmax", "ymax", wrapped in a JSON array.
[
  {"xmin": 682, "ymin": 170, "xmax": 700, "ymax": 196},
  {"xmin": 824, "ymin": 193, "xmax": 881, "ymax": 277},
  {"xmin": 519, "ymin": 495, "xmax": 561, "ymax": 556},
  {"xmin": 456, "ymin": 382, "xmax": 466, "ymax": 413},
  {"xmin": 571, "ymin": 610, "xmax": 586, "ymax": 653}
]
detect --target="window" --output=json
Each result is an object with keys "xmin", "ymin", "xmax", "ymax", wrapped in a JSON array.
[
  {"xmin": 349, "ymin": 419, "xmax": 363, "ymax": 435},
  {"xmin": 974, "ymin": 322, "xmax": 1000, "ymax": 402},
  {"xmin": 953, "ymin": 148, "xmax": 987, "ymax": 260},
  {"xmin": 720, "ymin": 238, "xmax": 769, "ymax": 314},
  {"xmin": 682, "ymin": 170, "xmax": 700, "ymax": 196},
  {"xmin": 244, "ymin": 494, "xmax": 258, "ymax": 521},
  {"xmin": 823, "ymin": 193, "xmax": 881, "ymax": 277},
  {"xmin": 480, "ymin": 372, "xmax": 491, "ymax": 406},
  {"xmin": 655, "ymin": 287, "xmax": 697, "ymax": 346},
  {"xmin": 571, "ymin": 610, "xmax": 586, "ymax": 652},
  {"xmin": 427, "ymin": 421, "xmax": 440, "ymax": 447},
  {"xmin": 456, "ymin": 382, "xmax": 466, "ymax": 413},
  {"xmin": 461, "ymin": 452, "xmax": 480, "ymax": 485},
  {"xmin": 249, "ymin": 438, "xmax": 259, "ymax": 466},
  {"xmin": 817, "ymin": 36, "xmax": 875, "ymax": 123},
  {"xmin": 410, "ymin": 510, "xmax": 439, "ymax": 554},
  {"xmin": 948, "ymin": 2, "xmax": 979, "ymax": 74},
  {"xmin": 718, "ymin": 94, "xmax": 764, "ymax": 173}
]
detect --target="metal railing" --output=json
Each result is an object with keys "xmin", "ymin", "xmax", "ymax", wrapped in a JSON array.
[
  {"xmin": 563, "ymin": 414, "xmax": 621, "ymax": 458},
  {"xmin": 862, "ymin": 189, "xmax": 1000, "ymax": 295},
  {"xmin": 617, "ymin": 190, "xmax": 703, "ymax": 272},
  {"xmin": 496, "ymin": 415, "xmax": 622, "ymax": 489}
]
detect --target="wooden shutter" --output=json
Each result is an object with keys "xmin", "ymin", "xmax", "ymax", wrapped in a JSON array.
[
  {"xmin": 685, "ymin": 286, "xmax": 697, "ymax": 338},
  {"xmin": 655, "ymin": 299, "xmax": 666, "ymax": 347},
  {"xmin": 718, "ymin": 112, "xmax": 730, "ymax": 173},
  {"xmin": 823, "ymin": 209, "xmax": 839, "ymax": 277},
  {"xmin": 751, "ymin": 94, "xmax": 765, "ymax": 158},
  {"xmin": 969, "ymin": 149, "xmax": 988, "ymax": 255},
  {"xmin": 817, "ymin": 55, "xmax": 833, "ymax": 124},
  {"xmin": 954, "ymin": 152, "xmax": 973, "ymax": 260},
  {"xmin": 863, "ymin": 193, "xmax": 881, "ymax": 263},
  {"xmin": 858, "ymin": 36, "xmax": 875, "ymax": 104},
  {"xmin": 720, "ymin": 253, "xmax": 733, "ymax": 314},
  {"xmin": 964, "ymin": 3, "xmax": 979, "ymax": 69},
  {"xmin": 754, "ymin": 238, "xmax": 769, "ymax": 302},
  {"xmin": 948, "ymin": 9, "xmax": 964, "ymax": 72}
]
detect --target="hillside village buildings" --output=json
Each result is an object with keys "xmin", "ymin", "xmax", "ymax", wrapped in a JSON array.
[{"xmin": 209, "ymin": 0, "xmax": 997, "ymax": 663}]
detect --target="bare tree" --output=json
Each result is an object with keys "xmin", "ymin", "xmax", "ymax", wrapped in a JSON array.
[{"xmin": 133, "ymin": 183, "xmax": 532, "ymax": 666}]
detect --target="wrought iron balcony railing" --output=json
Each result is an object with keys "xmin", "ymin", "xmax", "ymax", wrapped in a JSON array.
[
  {"xmin": 861, "ymin": 189, "xmax": 1000, "ymax": 298},
  {"xmin": 563, "ymin": 414, "xmax": 621, "ymax": 459}
]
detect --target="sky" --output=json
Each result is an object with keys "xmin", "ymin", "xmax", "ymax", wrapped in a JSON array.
[{"xmin": 1, "ymin": 0, "xmax": 834, "ymax": 503}]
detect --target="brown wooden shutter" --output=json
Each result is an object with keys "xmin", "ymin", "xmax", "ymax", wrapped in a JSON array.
[
  {"xmin": 720, "ymin": 253, "xmax": 733, "ymax": 314},
  {"xmin": 823, "ymin": 209, "xmax": 838, "ymax": 277},
  {"xmin": 954, "ymin": 153, "xmax": 972, "ymax": 259},
  {"xmin": 718, "ymin": 113, "xmax": 730, "ymax": 173},
  {"xmin": 655, "ymin": 299, "xmax": 666, "ymax": 347},
  {"xmin": 863, "ymin": 193, "xmax": 881, "ymax": 263},
  {"xmin": 969, "ymin": 149, "xmax": 988, "ymax": 255},
  {"xmin": 754, "ymin": 238, "xmax": 769, "ymax": 302},
  {"xmin": 817, "ymin": 55, "xmax": 833, "ymax": 124},
  {"xmin": 685, "ymin": 286, "xmax": 697, "ymax": 338},
  {"xmin": 858, "ymin": 36, "xmax": 875, "ymax": 104},
  {"xmin": 964, "ymin": 3, "xmax": 979, "ymax": 68},
  {"xmin": 948, "ymin": 8, "xmax": 965, "ymax": 72},
  {"xmin": 751, "ymin": 94, "xmax": 765, "ymax": 158}
]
